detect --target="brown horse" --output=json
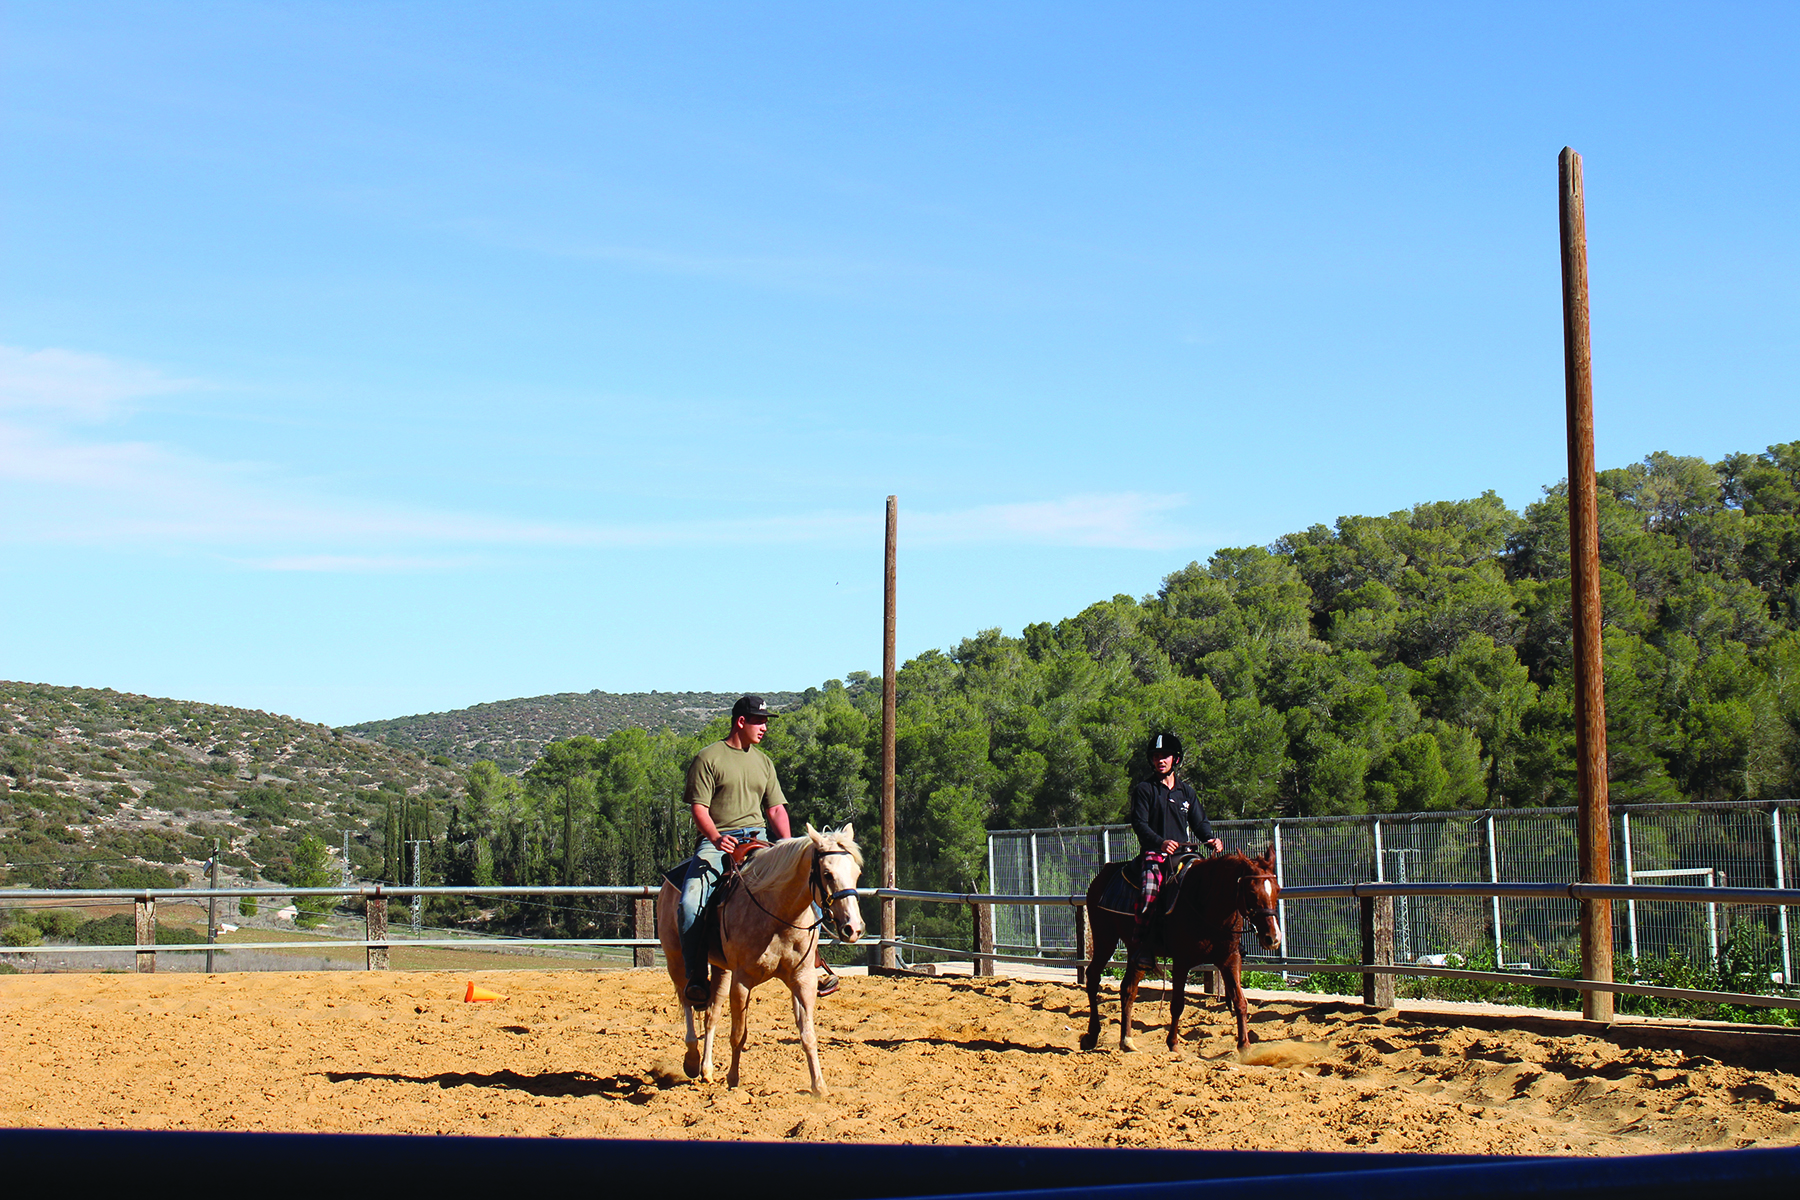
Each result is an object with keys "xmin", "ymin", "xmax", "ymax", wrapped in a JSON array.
[{"xmin": 1079, "ymin": 847, "xmax": 1281, "ymax": 1054}]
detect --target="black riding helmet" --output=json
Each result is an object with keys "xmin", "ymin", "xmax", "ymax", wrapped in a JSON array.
[{"xmin": 1145, "ymin": 731, "xmax": 1183, "ymax": 764}]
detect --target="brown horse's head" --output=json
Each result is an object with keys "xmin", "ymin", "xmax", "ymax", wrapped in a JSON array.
[{"xmin": 1240, "ymin": 846, "xmax": 1282, "ymax": 952}]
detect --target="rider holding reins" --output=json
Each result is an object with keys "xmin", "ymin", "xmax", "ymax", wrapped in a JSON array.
[
  {"xmin": 678, "ymin": 694, "xmax": 840, "ymax": 1006},
  {"xmin": 1129, "ymin": 731, "xmax": 1224, "ymax": 939}
]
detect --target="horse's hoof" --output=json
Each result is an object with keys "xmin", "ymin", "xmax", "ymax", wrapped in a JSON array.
[
  {"xmin": 1120, "ymin": 1036, "xmax": 1138, "ymax": 1053},
  {"xmin": 1078, "ymin": 1033, "xmax": 1099, "ymax": 1052},
  {"xmin": 683, "ymin": 1047, "xmax": 702, "ymax": 1078}
]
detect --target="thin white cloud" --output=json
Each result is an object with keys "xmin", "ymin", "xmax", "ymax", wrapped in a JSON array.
[
  {"xmin": 0, "ymin": 345, "xmax": 195, "ymax": 421},
  {"xmin": 1, "ymin": 433, "xmax": 1192, "ymax": 560},
  {"xmin": 0, "ymin": 344, "xmax": 1195, "ymax": 567},
  {"xmin": 0, "ymin": 419, "xmax": 574, "ymax": 545},
  {"xmin": 246, "ymin": 554, "xmax": 487, "ymax": 573},
  {"xmin": 433, "ymin": 219, "xmax": 1027, "ymax": 305},
  {"xmin": 908, "ymin": 493, "xmax": 1190, "ymax": 551}
]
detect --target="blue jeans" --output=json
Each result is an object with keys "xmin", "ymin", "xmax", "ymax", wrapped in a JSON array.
[{"xmin": 678, "ymin": 826, "xmax": 765, "ymax": 934}]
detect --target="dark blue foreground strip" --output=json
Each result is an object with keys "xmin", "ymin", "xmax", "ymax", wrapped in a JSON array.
[
  {"xmin": 910, "ymin": 1144, "xmax": 1800, "ymax": 1200},
  {"xmin": 1, "ymin": 1130, "xmax": 1793, "ymax": 1197}
]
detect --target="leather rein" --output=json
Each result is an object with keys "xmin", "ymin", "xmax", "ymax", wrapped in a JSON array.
[
  {"xmin": 728, "ymin": 844, "xmax": 858, "ymax": 940},
  {"xmin": 1169, "ymin": 848, "xmax": 1279, "ymax": 927}
]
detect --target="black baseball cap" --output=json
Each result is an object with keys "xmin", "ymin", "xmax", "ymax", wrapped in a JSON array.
[{"xmin": 732, "ymin": 695, "xmax": 774, "ymax": 720}]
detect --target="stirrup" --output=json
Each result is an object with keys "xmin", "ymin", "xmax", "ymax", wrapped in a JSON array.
[
  {"xmin": 816, "ymin": 968, "xmax": 840, "ymax": 999},
  {"xmin": 684, "ymin": 978, "xmax": 711, "ymax": 1006}
]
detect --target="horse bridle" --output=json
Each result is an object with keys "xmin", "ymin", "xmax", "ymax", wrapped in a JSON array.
[
  {"xmin": 811, "ymin": 848, "xmax": 859, "ymax": 941},
  {"xmin": 730, "ymin": 844, "xmax": 858, "ymax": 941},
  {"xmin": 1239, "ymin": 870, "xmax": 1280, "ymax": 934}
]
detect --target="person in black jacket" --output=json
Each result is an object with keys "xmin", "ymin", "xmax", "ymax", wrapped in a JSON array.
[{"xmin": 1129, "ymin": 731, "xmax": 1224, "ymax": 935}]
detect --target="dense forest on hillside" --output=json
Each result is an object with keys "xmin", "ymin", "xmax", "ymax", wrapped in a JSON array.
[
  {"xmin": 344, "ymin": 689, "xmax": 805, "ymax": 771},
  {"xmin": 0, "ymin": 683, "xmax": 461, "ymax": 890},
  {"xmin": 433, "ymin": 443, "xmax": 1800, "ymax": 940},
  {"xmin": 7, "ymin": 443, "xmax": 1797, "ymax": 952}
]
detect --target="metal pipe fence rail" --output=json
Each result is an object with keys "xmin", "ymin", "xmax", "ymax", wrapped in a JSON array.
[
  {"xmin": 8, "ymin": 881, "xmax": 1800, "ymax": 1014},
  {"xmin": 867, "ymin": 880, "xmax": 1800, "ymax": 1013},
  {"xmin": 0, "ymin": 884, "xmax": 666, "ymax": 972},
  {"xmin": 0, "ymin": 883, "xmax": 916, "ymax": 972},
  {"xmin": 990, "ymin": 800, "xmax": 1800, "ymax": 982}
]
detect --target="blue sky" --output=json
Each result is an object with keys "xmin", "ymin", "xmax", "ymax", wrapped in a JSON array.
[{"xmin": 2, "ymin": 2, "xmax": 1795, "ymax": 726}]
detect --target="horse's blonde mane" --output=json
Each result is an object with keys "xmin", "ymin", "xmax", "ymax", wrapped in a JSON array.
[
  {"xmin": 740, "ymin": 835, "xmax": 812, "ymax": 884},
  {"xmin": 740, "ymin": 826, "xmax": 863, "ymax": 885}
]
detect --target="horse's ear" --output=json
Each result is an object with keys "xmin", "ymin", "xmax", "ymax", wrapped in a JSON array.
[
  {"xmin": 805, "ymin": 823, "xmax": 822, "ymax": 844},
  {"xmin": 841, "ymin": 822, "xmax": 854, "ymax": 842},
  {"xmin": 1262, "ymin": 844, "xmax": 1277, "ymax": 865}
]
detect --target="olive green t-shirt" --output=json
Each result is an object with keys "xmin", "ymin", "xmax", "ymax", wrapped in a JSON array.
[{"xmin": 683, "ymin": 740, "xmax": 786, "ymax": 832}]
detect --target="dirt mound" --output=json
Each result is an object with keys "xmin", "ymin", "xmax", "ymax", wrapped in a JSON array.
[{"xmin": 4, "ymin": 969, "xmax": 1797, "ymax": 1154}]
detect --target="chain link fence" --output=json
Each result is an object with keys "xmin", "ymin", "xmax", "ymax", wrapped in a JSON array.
[{"xmin": 989, "ymin": 799, "xmax": 1800, "ymax": 980}]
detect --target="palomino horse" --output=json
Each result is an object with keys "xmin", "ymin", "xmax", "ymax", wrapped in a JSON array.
[
  {"xmin": 657, "ymin": 823, "xmax": 864, "ymax": 1095},
  {"xmin": 1080, "ymin": 847, "xmax": 1281, "ymax": 1054}
]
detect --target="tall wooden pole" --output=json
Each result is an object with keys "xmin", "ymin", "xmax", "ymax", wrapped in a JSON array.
[
  {"xmin": 1559, "ymin": 146, "xmax": 1614, "ymax": 1022},
  {"xmin": 881, "ymin": 495, "xmax": 898, "ymax": 969},
  {"xmin": 206, "ymin": 839, "xmax": 219, "ymax": 974}
]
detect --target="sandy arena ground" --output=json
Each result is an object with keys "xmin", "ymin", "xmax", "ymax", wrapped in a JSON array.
[{"xmin": 5, "ymin": 968, "xmax": 1799, "ymax": 1155}]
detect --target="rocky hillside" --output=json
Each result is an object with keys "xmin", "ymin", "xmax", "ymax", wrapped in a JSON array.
[
  {"xmin": 0, "ymin": 681, "xmax": 462, "ymax": 890},
  {"xmin": 342, "ymin": 689, "xmax": 805, "ymax": 771}
]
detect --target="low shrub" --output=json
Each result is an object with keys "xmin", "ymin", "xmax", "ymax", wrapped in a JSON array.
[{"xmin": 68, "ymin": 914, "xmax": 205, "ymax": 946}]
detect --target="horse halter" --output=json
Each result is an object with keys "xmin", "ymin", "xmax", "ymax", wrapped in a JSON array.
[
  {"xmin": 810, "ymin": 847, "xmax": 859, "ymax": 941},
  {"xmin": 1239, "ymin": 870, "xmax": 1280, "ymax": 932},
  {"xmin": 731, "ymin": 843, "xmax": 858, "ymax": 940}
]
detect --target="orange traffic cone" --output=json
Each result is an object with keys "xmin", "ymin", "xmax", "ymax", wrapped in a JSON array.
[{"xmin": 465, "ymin": 981, "xmax": 506, "ymax": 1003}]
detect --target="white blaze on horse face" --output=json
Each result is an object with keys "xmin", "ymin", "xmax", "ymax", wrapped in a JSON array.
[{"xmin": 1254, "ymin": 877, "xmax": 1282, "ymax": 949}]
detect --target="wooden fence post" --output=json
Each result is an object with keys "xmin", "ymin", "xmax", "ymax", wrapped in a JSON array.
[
  {"xmin": 972, "ymin": 902, "xmax": 994, "ymax": 977},
  {"xmin": 634, "ymin": 896, "xmax": 656, "ymax": 968},
  {"xmin": 366, "ymin": 891, "xmax": 389, "ymax": 971},
  {"xmin": 134, "ymin": 895, "xmax": 156, "ymax": 974},
  {"xmin": 880, "ymin": 495, "xmax": 899, "ymax": 971},
  {"xmin": 1361, "ymin": 894, "xmax": 1396, "ymax": 1008},
  {"xmin": 1073, "ymin": 904, "xmax": 1091, "ymax": 986}
]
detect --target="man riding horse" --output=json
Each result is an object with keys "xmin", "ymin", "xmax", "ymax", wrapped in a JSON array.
[
  {"xmin": 1129, "ymin": 731, "xmax": 1223, "ymax": 942},
  {"xmin": 677, "ymin": 694, "xmax": 838, "ymax": 1006}
]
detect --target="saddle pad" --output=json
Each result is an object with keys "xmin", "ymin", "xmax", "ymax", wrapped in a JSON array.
[
  {"xmin": 661, "ymin": 854, "xmax": 724, "ymax": 891},
  {"xmin": 1094, "ymin": 861, "xmax": 1141, "ymax": 916}
]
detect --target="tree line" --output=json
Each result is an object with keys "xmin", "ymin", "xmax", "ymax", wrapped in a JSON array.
[{"xmin": 430, "ymin": 444, "xmax": 1799, "ymax": 938}]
